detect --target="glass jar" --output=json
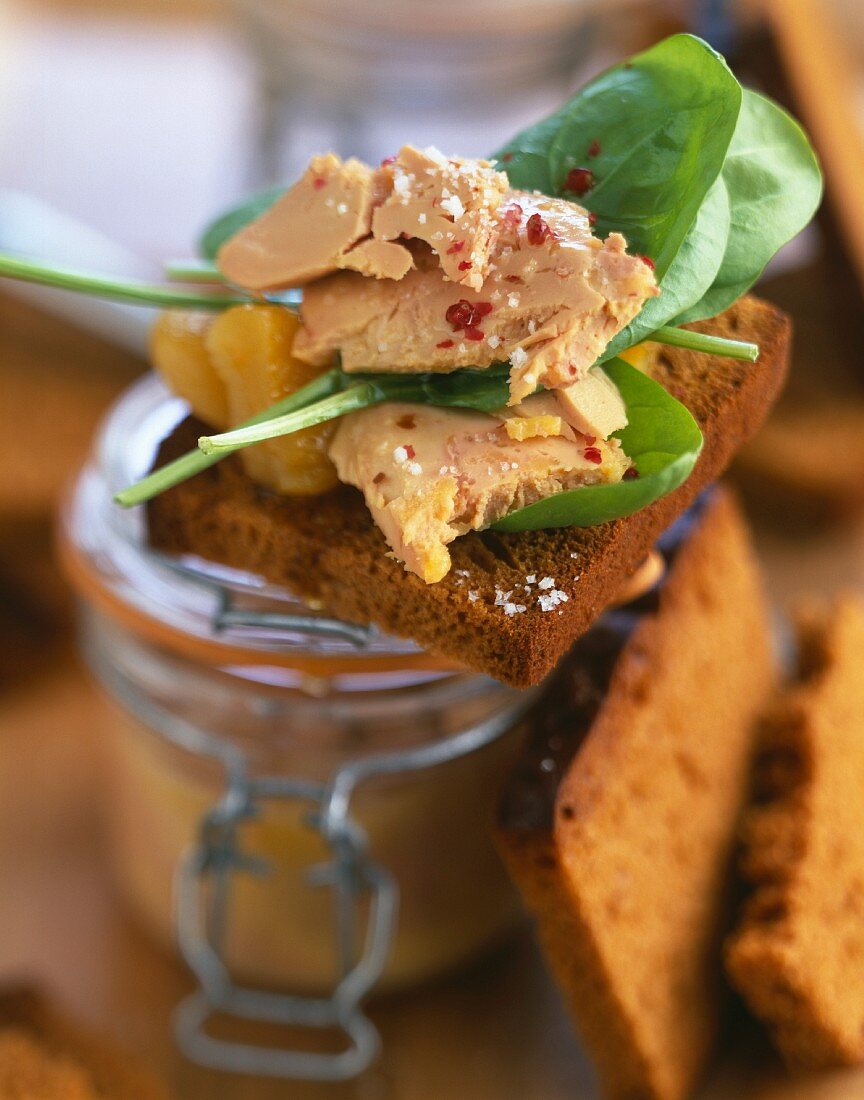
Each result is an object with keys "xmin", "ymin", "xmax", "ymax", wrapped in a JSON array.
[
  {"xmin": 60, "ymin": 374, "xmax": 534, "ymax": 1078},
  {"xmin": 232, "ymin": 0, "xmax": 601, "ymax": 183}
]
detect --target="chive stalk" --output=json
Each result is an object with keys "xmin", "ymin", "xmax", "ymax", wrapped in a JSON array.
[
  {"xmin": 0, "ymin": 252, "xmax": 254, "ymax": 310},
  {"xmin": 198, "ymin": 383, "xmax": 382, "ymax": 456},
  {"xmin": 114, "ymin": 368, "xmax": 343, "ymax": 507},
  {"xmin": 164, "ymin": 259, "xmax": 225, "ymax": 283},
  {"xmin": 649, "ymin": 326, "xmax": 759, "ymax": 362}
]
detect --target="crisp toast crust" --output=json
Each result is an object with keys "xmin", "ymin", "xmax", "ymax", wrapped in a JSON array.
[
  {"xmin": 497, "ymin": 491, "xmax": 775, "ymax": 1100},
  {"xmin": 726, "ymin": 598, "xmax": 864, "ymax": 1070},
  {"xmin": 147, "ymin": 295, "xmax": 789, "ymax": 687}
]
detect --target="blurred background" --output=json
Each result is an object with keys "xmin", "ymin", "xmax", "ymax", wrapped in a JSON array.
[{"xmin": 3, "ymin": 0, "xmax": 864, "ymax": 1097}]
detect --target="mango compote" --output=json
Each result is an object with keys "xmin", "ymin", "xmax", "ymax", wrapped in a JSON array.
[
  {"xmin": 617, "ymin": 341, "xmax": 659, "ymax": 373},
  {"xmin": 149, "ymin": 310, "xmax": 229, "ymax": 428},
  {"xmin": 150, "ymin": 305, "xmax": 339, "ymax": 496}
]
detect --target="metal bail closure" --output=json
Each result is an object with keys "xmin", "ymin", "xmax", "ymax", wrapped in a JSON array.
[{"xmin": 173, "ymin": 771, "xmax": 398, "ymax": 1082}]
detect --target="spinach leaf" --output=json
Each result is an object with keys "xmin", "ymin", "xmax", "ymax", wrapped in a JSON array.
[
  {"xmin": 601, "ymin": 176, "xmax": 730, "ymax": 359},
  {"xmin": 369, "ymin": 364, "xmax": 512, "ymax": 414},
  {"xmin": 493, "ymin": 106, "xmax": 572, "ymax": 194},
  {"xmin": 492, "ymin": 358, "xmax": 703, "ymax": 531},
  {"xmin": 674, "ymin": 89, "xmax": 823, "ymax": 324},
  {"xmin": 548, "ymin": 34, "xmax": 741, "ymax": 277},
  {"xmin": 199, "ymin": 185, "xmax": 285, "ymax": 262}
]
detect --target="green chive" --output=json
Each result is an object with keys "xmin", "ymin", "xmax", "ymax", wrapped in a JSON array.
[
  {"xmin": 198, "ymin": 383, "xmax": 380, "ymax": 455},
  {"xmin": 649, "ymin": 326, "xmax": 759, "ymax": 362},
  {"xmin": 0, "ymin": 252, "xmax": 253, "ymax": 310},
  {"xmin": 163, "ymin": 259, "xmax": 226, "ymax": 283},
  {"xmin": 114, "ymin": 368, "xmax": 343, "ymax": 507}
]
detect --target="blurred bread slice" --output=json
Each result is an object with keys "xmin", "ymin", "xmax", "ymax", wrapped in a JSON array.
[
  {"xmin": 726, "ymin": 597, "xmax": 864, "ymax": 1070},
  {"xmin": 736, "ymin": 403, "xmax": 864, "ymax": 522},
  {"xmin": 0, "ymin": 985, "xmax": 171, "ymax": 1099},
  {"xmin": 497, "ymin": 489, "xmax": 775, "ymax": 1100}
]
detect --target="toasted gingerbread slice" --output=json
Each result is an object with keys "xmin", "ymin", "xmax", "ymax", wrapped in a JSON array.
[
  {"xmin": 726, "ymin": 597, "xmax": 864, "ymax": 1070},
  {"xmin": 497, "ymin": 489, "xmax": 775, "ymax": 1100},
  {"xmin": 147, "ymin": 295, "xmax": 789, "ymax": 688}
]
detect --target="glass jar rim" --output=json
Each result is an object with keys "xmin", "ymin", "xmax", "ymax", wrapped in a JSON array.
[{"xmin": 60, "ymin": 374, "xmax": 470, "ymax": 682}]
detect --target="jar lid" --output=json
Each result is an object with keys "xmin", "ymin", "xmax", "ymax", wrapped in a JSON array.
[{"xmin": 60, "ymin": 374, "xmax": 463, "ymax": 680}]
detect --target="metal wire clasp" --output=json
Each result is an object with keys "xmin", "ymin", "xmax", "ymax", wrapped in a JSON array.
[
  {"xmin": 125, "ymin": 557, "xmax": 528, "ymax": 1081},
  {"xmin": 173, "ymin": 761, "xmax": 397, "ymax": 1081},
  {"xmin": 170, "ymin": 702, "xmax": 523, "ymax": 1082}
]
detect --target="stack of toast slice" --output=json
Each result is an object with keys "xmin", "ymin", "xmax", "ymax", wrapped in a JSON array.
[
  {"xmin": 497, "ymin": 518, "xmax": 864, "ymax": 1097},
  {"xmin": 497, "ymin": 489, "xmax": 775, "ymax": 1100}
]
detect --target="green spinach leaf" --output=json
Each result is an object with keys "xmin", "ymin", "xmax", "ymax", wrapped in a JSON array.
[
  {"xmin": 492, "ymin": 358, "xmax": 703, "ymax": 531},
  {"xmin": 602, "ymin": 176, "xmax": 730, "ymax": 359},
  {"xmin": 493, "ymin": 106, "xmax": 572, "ymax": 194},
  {"xmin": 199, "ymin": 185, "xmax": 285, "ymax": 262},
  {"xmin": 674, "ymin": 89, "xmax": 823, "ymax": 324},
  {"xmin": 548, "ymin": 34, "xmax": 741, "ymax": 277}
]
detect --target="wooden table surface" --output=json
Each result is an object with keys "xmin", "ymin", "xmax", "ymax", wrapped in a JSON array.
[{"xmin": 3, "ymin": 278, "xmax": 864, "ymax": 1100}]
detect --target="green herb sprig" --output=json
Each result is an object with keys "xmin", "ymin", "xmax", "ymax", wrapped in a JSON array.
[
  {"xmin": 114, "ymin": 368, "xmax": 343, "ymax": 507},
  {"xmin": 117, "ymin": 358, "xmax": 702, "ymax": 538},
  {"xmin": 116, "ymin": 365, "xmax": 511, "ymax": 506},
  {"xmin": 0, "ymin": 253, "xmax": 254, "ymax": 310},
  {"xmin": 197, "ymin": 366, "xmax": 512, "ymax": 456}
]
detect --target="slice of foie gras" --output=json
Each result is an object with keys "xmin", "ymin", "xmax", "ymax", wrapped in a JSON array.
[
  {"xmin": 296, "ymin": 190, "xmax": 658, "ymax": 405},
  {"xmin": 328, "ymin": 393, "xmax": 631, "ymax": 584},
  {"xmin": 372, "ymin": 145, "xmax": 508, "ymax": 291},
  {"xmin": 217, "ymin": 153, "xmax": 413, "ymax": 291}
]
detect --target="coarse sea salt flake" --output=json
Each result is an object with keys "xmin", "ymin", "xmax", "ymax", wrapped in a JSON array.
[
  {"xmin": 538, "ymin": 589, "xmax": 568, "ymax": 612},
  {"xmin": 336, "ymin": 202, "xmax": 348, "ymax": 215},
  {"xmin": 510, "ymin": 347, "xmax": 528, "ymax": 369},
  {"xmin": 503, "ymin": 602, "xmax": 527, "ymax": 617},
  {"xmin": 407, "ymin": 461, "xmax": 422, "ymax": 476},
  {"xmin": 538, "ymin": 576, "xmax": 555, "ymax": 590},
  {"xmin": 393, "ymin": 446, "xmax": 409, "ymax": 464},
  {"xmin": 441, "ymin": 194, "xmax": 465, "ymax": 219},
  {"xmin": 418, "ymin": 212, "xmax": 427, "ymax": 224},
  {"xmin": 487, "ymin": 334, "xmax": 501, "ymax": 349}
]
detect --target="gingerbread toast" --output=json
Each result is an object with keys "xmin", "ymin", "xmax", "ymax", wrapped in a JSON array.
[
  {"xmin": 147, "ymin": 296, "xmax": 789, "ymax": 688},
  {"xmin": 496, "ymin": 490, "xmax": 775, "ymax": 1100},
  {"xmin": 726, "ymin": 597, "xmax": 864, "ymax": 1070}
]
